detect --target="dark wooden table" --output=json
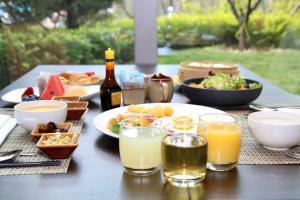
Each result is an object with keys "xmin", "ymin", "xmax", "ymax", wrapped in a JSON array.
[{"xmin": 0, "ymin": 65, "xmax": 300, "ymax": 200}]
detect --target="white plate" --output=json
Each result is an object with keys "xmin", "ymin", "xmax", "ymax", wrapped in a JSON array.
[
  {"xmin": 1, "ymin": 85, "xmax": 99, "ymax": 104},
  {"xmin": 93, "ymin": 103, "xmax": 224, "ymax": 139}
]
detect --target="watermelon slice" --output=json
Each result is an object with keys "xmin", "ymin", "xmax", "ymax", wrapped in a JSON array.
[
  {"xmin": 85, "ymin": 72, "xmax": 95, "ymax": 77},
  {"xmin": 41, "ymin": 75, "xmax": 65, "ymax": 100},
  {"xmin": 21, "ymin": 87, "xmax": 34, "ymax": 97}
]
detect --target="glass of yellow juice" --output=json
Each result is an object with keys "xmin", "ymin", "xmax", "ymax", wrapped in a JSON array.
[
  {"xmin": 198, "ymin": 113, "xmax": 241, "ymax": 171},
  {"xmin": 119, "ymin": 117, "xmax": 165, "ymax": 176},
  {"xmin": 162, "ymin": 122, "xmax": 207, "ymax": 187}
]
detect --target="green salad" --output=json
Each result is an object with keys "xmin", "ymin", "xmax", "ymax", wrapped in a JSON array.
[{"xmin": 189, "ymin": 72, "xmax": 262, "ymax": 90}]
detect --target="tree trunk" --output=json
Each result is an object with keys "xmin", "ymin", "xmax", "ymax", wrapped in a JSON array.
[
  {"xmin": 66, "ymin": 8, "xmax": 79, "ymax": 29},
  {"xmin": 239, "ymin": 26, "xmax": 246, "ymax": 50},
  {"xmin": 65, "ymin": 0, "xmax": 78, "ymax": 29}
]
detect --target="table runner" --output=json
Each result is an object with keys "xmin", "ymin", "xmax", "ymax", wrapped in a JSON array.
[
  {"xmin": 0, "ymin": 109, "xmax": 83, "ymax": 176},
  {"xmin": 226, "ymin": 109, "xmax": 300, "ymax": 165}
]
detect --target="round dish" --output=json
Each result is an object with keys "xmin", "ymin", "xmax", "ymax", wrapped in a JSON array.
[
  {"xmin": 93, "ymin": 103, "xmax": 224, "ymax": 139},
  {"xmin": 14, "ymin": 100, "xmax": 67, "ymax": 131},
  {"xmin": 182, "ymin": 78, "xmax": 263, "ymax": 106},
  {"xmin": 248, "ymin": 111, "xmax": 300, "ymax": 151}
]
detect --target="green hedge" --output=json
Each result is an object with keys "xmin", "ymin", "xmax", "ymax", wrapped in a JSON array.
[
  {"xmin": 0, "ymin": 32, "xmax": 11, "ymax": 89},
  {"xmin": 249, "ymin": 13, "xmax": 290, "ymax": 47},
  {"xmin": 1, "ymin": 12, "xmax": 300, "ymax": 84},
  {"xmin": 157, "ymin": 13, "xmax": 238, "ymax": 48},
  {"xmin": 157, "ymin": 13, "xmax": 300, "ymax": 49},
  {"xmin": 1, "ymin": 19, "xmax": 135, "ymax": 81}
]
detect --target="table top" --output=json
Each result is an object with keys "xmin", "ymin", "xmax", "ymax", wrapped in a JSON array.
[{"xmin": 0, "ymin": 64, "xmax": 300, "ymax": 200}]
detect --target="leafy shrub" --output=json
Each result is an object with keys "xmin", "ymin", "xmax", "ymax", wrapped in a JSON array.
[
  {"xmin": 157, "ymin": 13, "xmax": 237, "ymax": 48},
  {"xmin": 2, "ymin": 26, "xmax": 68, "ymax": 80},
  {"xmin": 0, "ymin": 32, "xmax": 11, "ymax": 89},
  {"xmin": 280, "ymin": 16, "xmax": 300, "ymax": 49},
  {"xmin": 1, "ymin": 18, "xmax": 134, "ymax": 81},
  {"xmin": 249, "ymin": 13, "xmax": 290, "ymax": 47},
  {"xmin": 83, "ymin": 19, "xmax": 134, "ymax": 63},
  {"xmin": 1, "ymin": 12, "xmax": 300, "ymax": 84}
]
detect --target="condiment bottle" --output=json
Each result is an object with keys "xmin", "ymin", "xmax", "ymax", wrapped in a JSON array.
[{"xmin": 100, "ymin": 48, "xmax": 122, "ymax": 111}]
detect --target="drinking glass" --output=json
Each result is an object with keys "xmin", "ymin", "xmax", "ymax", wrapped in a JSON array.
[
  {"xmin": 119, "ymin": 118, "xmax": 164, "ymax": 176},
  {"xmin": 162, "ymin": 122, "xmax": 207, "ymax": 187},
  {"xmin": 198, "ymin": 113, "xmax": 241, "ymax": 171}
]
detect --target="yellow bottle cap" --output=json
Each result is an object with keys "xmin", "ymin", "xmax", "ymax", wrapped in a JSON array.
[{"xmin": 105, "ymin": 48, "xmax": 114, "ymax": 60}]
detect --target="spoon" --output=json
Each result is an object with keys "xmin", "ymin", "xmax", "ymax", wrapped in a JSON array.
[
  {"xmin": 284, "ymin": 149, "xmax": 300, "ymax": 159},
  {"xmin": 249, "ymin": 104, "xmax": 300, "ymax": 112},
  {"xmin": 0, "ymin": 150, "xmax": 22, "ymax": 162}
]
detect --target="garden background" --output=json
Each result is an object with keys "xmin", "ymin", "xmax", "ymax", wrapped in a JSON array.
[{"xmin": 0, "ymin": 0, "xmax": 300, "ymax": 94}]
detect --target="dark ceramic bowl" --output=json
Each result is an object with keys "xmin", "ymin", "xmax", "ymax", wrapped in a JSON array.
[{"xmin": 182, "ymin": 78, "xmax": 263, "ymax": 107}]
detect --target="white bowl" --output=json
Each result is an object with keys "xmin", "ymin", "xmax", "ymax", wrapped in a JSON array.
[
  {"xmin": 248, "ymin": 111, "xmax": 300, "ymax": 151},
  {"xmin": 14, "ymin": 100, "xmax": 67, "ymax": 131}
]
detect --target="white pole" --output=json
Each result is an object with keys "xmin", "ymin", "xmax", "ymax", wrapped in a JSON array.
[{"xmin": 134, "ymin": 0, "xmax": 157, "ymax": 66}]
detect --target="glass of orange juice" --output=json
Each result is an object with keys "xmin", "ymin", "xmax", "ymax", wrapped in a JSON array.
[{"xmin": 198, "ymin": 113, "xmax": 241, "ymax": 171}]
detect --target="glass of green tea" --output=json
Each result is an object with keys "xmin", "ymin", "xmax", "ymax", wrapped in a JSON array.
[{"xmin": 161, "ymin": 123, "xmax": 207, "ymax": 187}]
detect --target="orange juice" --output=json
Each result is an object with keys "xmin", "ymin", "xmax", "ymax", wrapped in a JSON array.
[{"xmin": 201, "ymin": 123, "xmax": 241, "ymax": 163}]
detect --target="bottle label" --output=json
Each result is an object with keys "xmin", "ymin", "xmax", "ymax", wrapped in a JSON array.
[{"xmin": 111, "ymin": 91, "xmax": 121, "ymax": 106}]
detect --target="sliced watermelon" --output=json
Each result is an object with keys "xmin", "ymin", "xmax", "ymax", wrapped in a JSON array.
[
  {"xmin": 85, "ymin": 72, "xmax": 95, "ymax": 77},
  {"xmin": 40, "ymin": 75, "xmax": 65, "ymax": 100},
  {"xmin": 21, "ymin": 87, "xmax": 34, "ymax": 97}
]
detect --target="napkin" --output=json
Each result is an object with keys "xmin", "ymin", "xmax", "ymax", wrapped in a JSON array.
[{"xmin": 0, "ymin": 115, "xmax": 17, "ymax": 146}]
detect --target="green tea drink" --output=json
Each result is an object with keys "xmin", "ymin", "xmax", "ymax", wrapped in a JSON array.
[{"xmin": 162, "ymin": 133, "xmax": 207, "ymax": 186}]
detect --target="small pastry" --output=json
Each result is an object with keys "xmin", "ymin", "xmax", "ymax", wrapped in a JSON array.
[{"xmin": 64, "ymin": 86, "xmax": 87, "ymax": 97}]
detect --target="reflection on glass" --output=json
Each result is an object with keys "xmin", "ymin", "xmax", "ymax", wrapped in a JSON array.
[
  {"xmin": 121, "ymin": 172, "xmax": 162, "ymax": 199},
  {"xmin": 162, "ymin": 182, "xmax": 205, "ymax": 200}
]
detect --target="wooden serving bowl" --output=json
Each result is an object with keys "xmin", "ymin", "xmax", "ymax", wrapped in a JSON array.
[
  {"xmin": 66, "ymin": 101, "xmax": 89, "ymax": 120},
  {"xmin": 31, "ymin": 123, "xmax": 73, "ymax": 140},
  {"xmin": 37, "ymin": 133, "xmax": 80, "ymax": 159}
]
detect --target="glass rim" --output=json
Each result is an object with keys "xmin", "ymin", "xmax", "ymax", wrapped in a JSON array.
[
  {"xmin": 163, "ymin": 122, "xmax": 200, "ymax": 133},
  {"xmin": 198, "ymin": 113, "xmax": 240, "ymax": 124},
  {"xmin": 120, "ymin": 117, "xmax": 162, "ymax": 129},
  {"xmin": 162, "ymin": 133, "xmax": 207, "ymax": 147}
]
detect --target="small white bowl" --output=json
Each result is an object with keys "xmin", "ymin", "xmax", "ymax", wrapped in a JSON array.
[
  {"xmin": 14, "ymin": 100, "xmax": 67, "ymax": 131},
  {"xmin": 248, "ymin": 111, "xmax": 300, "ymax": 151}
]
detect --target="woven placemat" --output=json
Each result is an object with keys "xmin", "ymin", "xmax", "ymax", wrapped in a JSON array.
[
  {"xmin": 0, "ymin": 109, "xmax": 83, "ymax": 176},
  {"xmin": 225, "ymin": 109, "xmax": 300, "ymax": 165}
]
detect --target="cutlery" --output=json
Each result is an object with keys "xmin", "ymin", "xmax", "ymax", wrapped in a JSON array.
[
  {"xmin": 0, "ymin": 160, "xmax": 61, "ymax": 168},
  {"xmin": 0, "ymin": 150, "xmax": 22, "ymax": 162},
  {"xmin": 284, "ymin": 150, "xmax": 300, "ymax": 159},
  {"xmin": 0, "ymin": 150, "xmax": 38, "ymax": 162},
  {"xmin": 249, "ymin": 104, "xmax": 300, "ymax": 111}
]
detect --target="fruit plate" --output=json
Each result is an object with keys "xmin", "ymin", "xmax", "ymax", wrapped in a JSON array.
[
  {"xmin": 1, "ymin": 85, "xmax": 99, "ymax": 104},
  {"xmin": 93, "ymin": 103, "xmax": 224, "ymax": 139}
]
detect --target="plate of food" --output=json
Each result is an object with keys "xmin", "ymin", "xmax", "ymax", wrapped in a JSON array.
[
  {"xmin": 1, "ymin": 85, "xmax": 99, "ymax": 104},
  {"xmin": 181, "ymin": 72, "xmax": 263, "ymax": 106},
  {"xmin": 58, "ymin": 71, "xmax": 102, "ymax": 85},
  {"xmin": 92, "ymin": 103, "xmax": 224, "ymax": 139}
]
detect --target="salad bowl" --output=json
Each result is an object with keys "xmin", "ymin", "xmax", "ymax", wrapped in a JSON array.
[{"xmin": 182, "ymin": 77, "xmax": 263, "ymax": 107}]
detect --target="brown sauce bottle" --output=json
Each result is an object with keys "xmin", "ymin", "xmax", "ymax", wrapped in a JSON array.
[{"xmin": 100, "ymin": 48, "xmax": 122, "ymax": 111}]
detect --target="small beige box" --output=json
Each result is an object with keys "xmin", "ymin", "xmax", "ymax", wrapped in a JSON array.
[{"xmin": 122, "ymin": 87, "xmax": 146, "ymax": 105}]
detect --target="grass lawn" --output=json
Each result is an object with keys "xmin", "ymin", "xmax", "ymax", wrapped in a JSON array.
[{"xmin": 158, "ymin": 46, "xmax": 300, "ymax": 96}]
